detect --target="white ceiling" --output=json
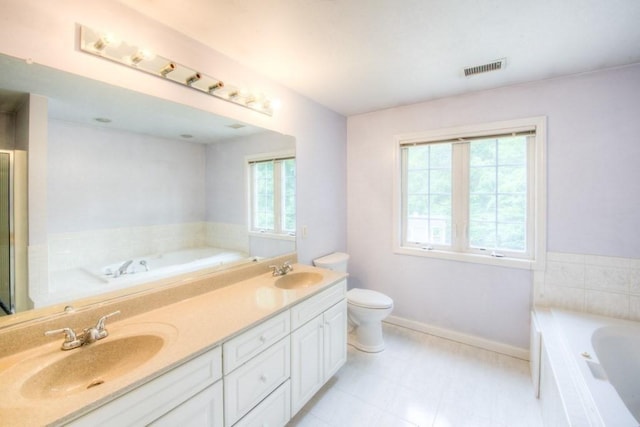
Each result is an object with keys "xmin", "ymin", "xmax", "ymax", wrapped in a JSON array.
[{"xmin": 119, "ymin": 0, "xmax": 640, "ymax": 116}]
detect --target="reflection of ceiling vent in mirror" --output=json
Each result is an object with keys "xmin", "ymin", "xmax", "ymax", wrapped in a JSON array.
[
  {"xmin": 227, "ymin": 123, "xmax": 246, "ymax": 129},
  {"xmin": 464, "ymin": 58, "xmax": 506, "ymax": 77}
]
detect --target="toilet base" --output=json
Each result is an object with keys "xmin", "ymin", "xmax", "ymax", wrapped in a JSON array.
[{"xmin": 348, "ymin": 322, "xmax": 386, "ymax": 353}]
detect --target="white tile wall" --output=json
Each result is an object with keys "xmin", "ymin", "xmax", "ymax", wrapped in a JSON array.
[
  {"xmin": 27, "ymin": 244, "xmax": 48, "ymax": 297},
  {"xmin": 50, "ymin": 222, "xmax": 244, "ymax": 272},
  {"xmin": 29, "ymin": 222, "xmax": 250, "ymax": 307},
  {"xmin": 47, "ymin": 222, "xmax": 249, "ymax": 272},
  {"xmin": 535, "ymin": 251, "xmax": 640, "ymax": 321},
  {"xmin": 206, "ymin": 222, "xmax": 249, "ymax": 253}
]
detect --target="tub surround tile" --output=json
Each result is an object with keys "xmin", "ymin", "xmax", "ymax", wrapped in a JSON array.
[
  {"xmin": 584, "ymin": 254, "xmax": 634, "ymax": 268},
  {"xmin": 537, "ymin": 251, "xmax": 640, "ymax": 322},
  {"xmin": 584, "ymin": 264, "xmax": 629, "ymax": 293},
  {"xmin": 48, "ymin": 221, "xmax": 232, "ymax": 272},
  {"xmin": 543, "ymin": 284, "xmax": 585, "ymax": 312},
  {"xmin": 206, "ymin": 222, "xmax": 249, "ymax": 252},
  {"xmin": 544, "ymin": 261, "xmax": 585, "ymax": 288},
  {"xmin": 40, "ymin": 221, "xmax": 254, "ymax": 306},
  {"xmin": 585, "ymin": 290, "xmax": 630, "ymax": 318},
  {"xmin": 628, "ymin": 296, "xmax": 640, "ymax": 321},
  {"xmin": 27, "ymin": 244, "xmax": 48, "ymax": 297},
  {"xmin": 629, "ymin": 269, "xmax": 640, "ymax": 295}
]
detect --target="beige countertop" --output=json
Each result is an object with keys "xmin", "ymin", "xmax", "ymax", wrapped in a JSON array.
[{"xmin": 0, "ymin": 264, "xmax": 346, "ymax": 427}]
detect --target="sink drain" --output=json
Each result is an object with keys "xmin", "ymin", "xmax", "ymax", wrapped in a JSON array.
[{"xmin": 87, "ymin": 379, "xmax": 105, "ymax": 389}]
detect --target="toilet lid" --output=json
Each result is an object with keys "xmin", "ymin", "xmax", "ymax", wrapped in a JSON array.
[{"xmin": 347, "ymin": 288, "xmax": 393, "ymax": 309}]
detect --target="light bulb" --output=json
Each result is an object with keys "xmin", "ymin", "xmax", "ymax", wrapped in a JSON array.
[
  {"xmin": 129, "ymin": 49, "xmax": 155, "ymax": 65},
  {"xmin": 93, "ymin": 33, "xmax": 119, "ymax": 51}
]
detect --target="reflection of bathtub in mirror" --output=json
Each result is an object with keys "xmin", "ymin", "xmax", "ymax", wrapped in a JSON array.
[
  {"xmin": 43, "ymin": 246, "xmax": 253, "ymax": 308},
  {"xmin": 99, "ymin": 247, "xmax": 251, "ymax": 281}
]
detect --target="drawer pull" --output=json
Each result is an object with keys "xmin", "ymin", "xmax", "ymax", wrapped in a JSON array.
[{"xmin": 260, "ymin": 374, "xmax": 268, "ymax": 383}]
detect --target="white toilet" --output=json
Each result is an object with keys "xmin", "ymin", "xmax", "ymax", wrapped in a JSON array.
[{"xmin": 313, "ymin": 252, "xmax": 394, "ymax": 353}]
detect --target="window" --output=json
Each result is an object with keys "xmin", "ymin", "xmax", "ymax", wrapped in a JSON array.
[
  {"xmin": 395, "ymin": 117, "xmax": 546, "ymax": 269},
  {"xmin": 249, "ymin": 154, "xmax": 296, "ymax": 236}
]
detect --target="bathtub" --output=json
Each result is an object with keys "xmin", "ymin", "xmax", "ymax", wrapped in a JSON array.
[
  {"xmin": 46, "ymin": 246, "xmax": 251, "ymax": 306},
  {"xmin": 535, "ymin": 308, "xmax": 640, "ymax": 426},
  {"xmin": 98, "ymin": 246, "xmax": 251, "ymax": 285}
]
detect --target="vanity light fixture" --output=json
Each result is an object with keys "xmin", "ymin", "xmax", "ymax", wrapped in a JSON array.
[
  {"xmin": 208, "ymin": 81, "xmax": 224, "ymax": 93},
  {"xmin": 93, "ymin": 33, "xmax": 117, "ymax": 51},
  {"xmin": 78, "ymin": 24, "xmax": 279, "ymax": 116},
  {"xmin": 160, "ymin": 62, "xmax": 176, "ymax": 76},
  {"xmin": 185, "ymin": 73, "xmax": 201, "ymax": 86},
  {"xmin": 266, "ymin": 98, "xmax": 282, "ymax": 111},
  {"xmin": 129, "ymin": 49, "xmax": 154, "ymax": 65}
]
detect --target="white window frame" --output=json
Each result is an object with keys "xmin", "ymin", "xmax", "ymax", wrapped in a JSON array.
[
  {"xmin": 393, "ymin": 117, "xmax": 547, "ymax": 270},
  {"xmin": 247, "ymin": 150, "xmax": 296, "ymax": 241}
]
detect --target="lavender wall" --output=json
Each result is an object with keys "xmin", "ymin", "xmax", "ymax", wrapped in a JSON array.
[
  {"xmin": 347, "ymin": 65, "xmax": 640, "ymax": 348},
  {"xmin": 47, "ymin": 120, "xmax": 206, "ymax": 233}
]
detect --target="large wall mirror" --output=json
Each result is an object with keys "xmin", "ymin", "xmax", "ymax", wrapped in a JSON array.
[{"xmin": 0, "ymin": 53, "xmax": 295, "ymax": 321}]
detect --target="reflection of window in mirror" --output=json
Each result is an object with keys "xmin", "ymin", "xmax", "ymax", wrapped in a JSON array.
[{"xmin": 248, "ymin": 153, "xmax": 296, "ymax": 236}]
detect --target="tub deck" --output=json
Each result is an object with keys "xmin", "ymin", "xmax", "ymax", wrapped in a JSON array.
[{"xmin": 535, "ymin": 308, "xmax": 640, "ymax": 426}]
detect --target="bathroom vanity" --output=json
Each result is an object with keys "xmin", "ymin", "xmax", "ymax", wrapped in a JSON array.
[{"xmin": 0, "ymin": 259, "xmax": 347, "ymax": 426}]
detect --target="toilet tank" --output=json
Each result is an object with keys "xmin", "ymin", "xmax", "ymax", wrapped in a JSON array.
[{"xmin": 313, "ymin": 252, "xmax": 349, "ymax": 272}]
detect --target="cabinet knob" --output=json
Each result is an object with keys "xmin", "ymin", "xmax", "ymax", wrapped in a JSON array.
[
  {"xmin": 260, "ymin": 374, "xmax": 268, "ymax": 383},
  {"xmin": 259, "ymin": 335, "xmax": 267, "ymax": 343}
]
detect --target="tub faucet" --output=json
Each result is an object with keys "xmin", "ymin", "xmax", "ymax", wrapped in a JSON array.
[
  {"xmin": 269, "ymin": 261, "xmax": 293, "ymax": 276},
  {"xmin": 114, "ymin": 260, "xmax": 133, "ymax": 277}
]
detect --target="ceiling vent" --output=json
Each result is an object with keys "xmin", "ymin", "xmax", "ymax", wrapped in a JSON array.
[{"xmin": 464, "ymin": 58, "xmax": 506, "ymax": 77}]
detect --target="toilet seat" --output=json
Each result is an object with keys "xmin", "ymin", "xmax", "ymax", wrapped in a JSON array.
[{"xmin": 347, "ymin": 288, "xmax": 393, "ymax": 309}]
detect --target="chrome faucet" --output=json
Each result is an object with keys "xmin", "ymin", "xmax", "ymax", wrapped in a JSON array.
[
  {"xmin": 269, "ymin": 261, "xmax": 293, "ymax": 276},
  {"xmin": 44, "ymin": 310, "xmax": 121, "ymax": 350},
  {"xmin": 113, "ymin": 260, "xmax": 133, "ymax": 277}
]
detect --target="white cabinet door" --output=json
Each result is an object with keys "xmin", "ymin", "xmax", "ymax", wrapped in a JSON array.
[
  {"xmin": 150, "ymin": 381, "xmax": 223, "ymax": 427},
  {"xmin": 290, "ymin": 315, "xmax": 324, "ymax": 415},
  {"xmin": 323, "ymin": 300, "xmax": 347, "ymax": 380}
]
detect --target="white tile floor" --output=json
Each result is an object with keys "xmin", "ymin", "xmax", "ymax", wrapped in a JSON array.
[{"xmin": 288, "ymin": 323, "xmax": 543, "ymax": 427}]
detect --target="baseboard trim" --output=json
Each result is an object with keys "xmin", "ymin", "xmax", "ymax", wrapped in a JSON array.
[{"xmin": 384, "ymin": 315, "xmax": 529, "ymax": 360}]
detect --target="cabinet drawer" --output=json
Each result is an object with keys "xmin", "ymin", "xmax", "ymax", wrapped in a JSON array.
[
  {"xmin": 224, "ymin": 310, "xmax": 290, "ymax": 374},
  {"xmin": 224, "ymin": 337, "xmax": 290, "ymax": 426},
  {"xmin": 234, "ymin": 380, "xmax": 291, "ymax": 427},
  {"xmin": 291, "ymin": 280, "xmax": 346, "ymax": 330},
  {"xmin": 68, "ymin": 346, "xmax": 222, "ymax": 426},
  {"xmin": 149, "ymin": 380, "xmax": 223, "ymax": 427}
]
